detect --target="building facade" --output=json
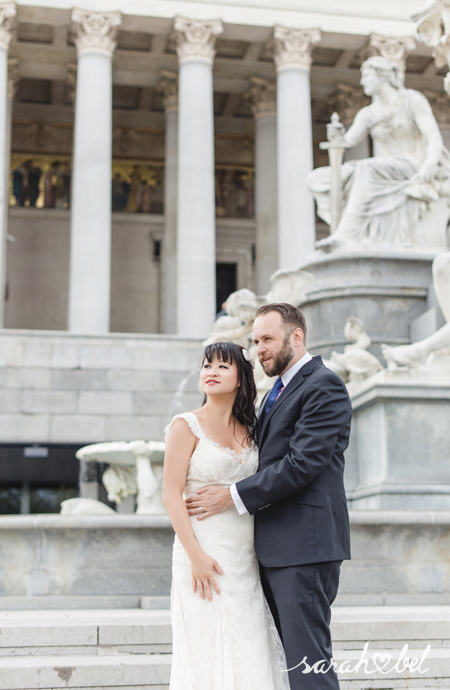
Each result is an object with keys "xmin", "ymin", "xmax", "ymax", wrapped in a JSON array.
[
  {"xmin": 1, "ymin": 0, "xmax": 449, "ymax": 513},
  {"xmin": 1, "ymin": 0, "xmax": 445, "ymax": 338}
]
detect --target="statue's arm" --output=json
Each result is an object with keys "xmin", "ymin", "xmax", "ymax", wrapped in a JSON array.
[
  {"xmin": 342, "ymin": 106, "xmax": 372, "ymax": 148},
  {"xmin": 412, "ymin": 91, "xmax": 443, "ymax": 179}
]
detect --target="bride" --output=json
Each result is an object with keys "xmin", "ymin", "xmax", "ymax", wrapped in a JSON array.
[{"xmin": 163, "ymin": 341, "xmax": 289, "ymax": 690}]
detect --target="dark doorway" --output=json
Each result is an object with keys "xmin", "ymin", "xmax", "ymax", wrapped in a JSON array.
[
  {"xmin": 0, "ymin": 443, "xmax": 81, "ymax": 514},
  {"xmin": 216, "ymin": 263, "xmax": 237, "ymax": 315}
]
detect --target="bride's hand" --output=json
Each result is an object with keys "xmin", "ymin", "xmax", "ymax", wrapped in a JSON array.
[{"xmin": 191, "ymin": 550, "xmax": 224, "ymax": 601}]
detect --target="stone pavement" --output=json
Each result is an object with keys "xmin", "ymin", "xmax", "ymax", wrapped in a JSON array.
[{"xmin": 0, "ymin": 606, "xmax": 449, "ymax": 688}]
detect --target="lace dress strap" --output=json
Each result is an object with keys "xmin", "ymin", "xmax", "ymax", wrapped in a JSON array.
[{"xmin": 164, "ymin": 412, "xmax": 206, "ymax": 441}]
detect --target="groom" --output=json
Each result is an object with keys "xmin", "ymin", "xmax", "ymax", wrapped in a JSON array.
[{"xmin": 186, "ymin": 303, "xmax": 352, "ymax": 689}]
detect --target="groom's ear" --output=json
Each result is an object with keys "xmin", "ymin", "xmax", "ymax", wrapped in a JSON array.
[{"xmin": 292, "ymin": 327, "xmax": 305, "ymax": 344}]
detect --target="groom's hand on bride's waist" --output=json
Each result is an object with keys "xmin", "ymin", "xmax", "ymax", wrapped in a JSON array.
[{"xmin": 185, "ymin": 485, "xmax": 234, "ymax": 520}]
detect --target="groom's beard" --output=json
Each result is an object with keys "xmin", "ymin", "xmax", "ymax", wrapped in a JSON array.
[{"xmin": 260, "ymin": 334, "xmax": 294, "ymax": 377}]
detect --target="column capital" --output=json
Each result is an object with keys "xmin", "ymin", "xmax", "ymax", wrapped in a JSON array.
[
  {"xmin": 328, "ymin": 83, "xmax": 370, "ymax": 124},
  {"xmin": 245, "ymin": 76, "xmax": 276, "ymax": 118},
  {"xmin": 415, "ymin": 0, "xmax": 450, "ymax": 94},
  {"xmin": 71, "ymin": 8, "xmax": 122, "ymax": 58},
  {"xmin": 156, "ymin": 70, "xmax": 178, "ymax": 112},
  {"xmin": 0, "ymin": 2, "xmax": 16, "ymax": 52},
  {"xmin": 173, "ymin": 16, "xmax": 223, "ymax": 65},
  {"xmin": 369, "ymin": 33, "xmax": 415, "ymax": 81},
  {"xmin": 7, "ymin": 56, "xmax": 19, "ymax": 98},
  {"xmin": 272, "ymin": 25, "xmax": 321, "ymax": 73}
]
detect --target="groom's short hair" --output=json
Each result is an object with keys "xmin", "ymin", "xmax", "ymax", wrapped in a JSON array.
[{"xmin": 255, "ymin": 303, "xmax": 307, "ymax": 340}]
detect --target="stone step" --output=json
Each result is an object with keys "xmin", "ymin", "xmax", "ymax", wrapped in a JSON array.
[
  {"xmin": 0, "ymin": 595, "xmax": 171, "ymax": 611},
  {"xmin": 1, "ymin": 606, "xmax": 449, "ymax": 652},
  {"xmin": 0, "ymin": 607, "xmax": 449, "ymax": 689},
  {"xmin": 0, "ymin": 610, "xmax": 172, "ymax": 657},
  {"xmin": 0, "ymin": 654, "xmax": 171, "ymax": 689},
  {"xmin": 0, "ymin": 648, "xmax": 447, "ymax": 690}
]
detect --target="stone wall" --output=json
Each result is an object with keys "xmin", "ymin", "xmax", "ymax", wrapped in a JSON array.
[
  {"xmin": 0, "ymin": 330, "xmax": 204, "ymax": 444},
  {"xmin": 5, "ymin": 209, "xmax": 255, "ymax": 334},
  {"xmin": 1, "ymin": 511, "xmax": 449, "ymax": 608}
]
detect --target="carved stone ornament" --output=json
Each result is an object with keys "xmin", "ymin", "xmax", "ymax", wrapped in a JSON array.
[
  {"xmin": 173, "ymin": 16, "xmax": 223, "ymax": 65},
  {"xmin": 423, "ymin": 88, "xmax": 450, "ymax": 124},
  {"xmin": 369, "ymin": 33, "xmax": 415, "ymax": 79},
  {"xmin": 156, "ymin": 70, "xmax": 178, "ymax": 112},
  {"xmin": 415, "ymin": 0, "xmax": 450, "ymax": 94},
  {"xmin": 328, "ymin": 83, "xmax": 371, "ymax": 123},
  {"xmin": 272, "ymin": 25, "xmax": 321, "ymax": 72},
  {"xmin": 71, "ymin": 8, "xmax": 122, "ymax": 58},
  {"xmin": 245, "ymin": 76, "xmax": 276, "ymax": 118},
  {"xmin": 7, "ymin": 56, "xmax": 19, "ymax": 98},
  {"xmin": 0, "ymin": 2, "xmax": 16, "ymax": 51}
]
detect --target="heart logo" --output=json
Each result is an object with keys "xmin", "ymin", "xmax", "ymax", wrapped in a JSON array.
[{"xmin": 372, "ymin": 653, "xmax": 392, "ymax": 673}]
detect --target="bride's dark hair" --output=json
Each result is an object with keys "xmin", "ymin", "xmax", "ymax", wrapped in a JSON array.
[{"xmin": 202, "ymin": 341, "xmax": 257, "ymax": 444}]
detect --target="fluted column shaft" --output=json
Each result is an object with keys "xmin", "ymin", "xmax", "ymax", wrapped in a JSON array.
[
  {"xmin": 246, "ymin": 78, "xmax": 278, "ymax": 294},
  {"xmin": 0, "ymin": 2, "xmax": 16, "ymax": 327},
  {"xmin": 68, "ymin": 9, "xmax": 121, "ymax": 333},
  {"xmin": 157, "ymin": 72, "xmax": 178, "ymax": 334},
  {"xmin": 274, "ymin": 26, "xmax": 320, "ymax": 267},
  {"xmin": 174, "ymin": 17, "xmax": 223, "ymax": 337}
]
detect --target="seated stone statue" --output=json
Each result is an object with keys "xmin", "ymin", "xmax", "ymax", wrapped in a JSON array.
[
  {"xmin": 382, "ymin": 250, "xmax": 450, "ymax": 368},
  {"xmin": 308, "ymin": 56, "xmax": 450, "ymax": 249}
]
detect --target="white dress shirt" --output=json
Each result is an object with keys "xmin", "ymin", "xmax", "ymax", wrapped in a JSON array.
[{"xmin": 230, "ymin": 351, "xmax": 313, "ymax": 515}]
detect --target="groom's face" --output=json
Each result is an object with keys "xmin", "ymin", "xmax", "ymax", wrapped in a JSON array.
[{"xmin": 253, "ymin": 312, "xmax": 295, "ymax": 378}]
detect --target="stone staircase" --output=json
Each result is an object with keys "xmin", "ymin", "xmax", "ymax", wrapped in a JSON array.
[{"xmin": 0, "ymin": 606, "xmax": 449, "ymax": 689}]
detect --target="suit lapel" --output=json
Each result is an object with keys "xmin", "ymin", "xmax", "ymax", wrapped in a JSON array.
[
  {"xmin": 256, "ymin": 390, "xmax": 270, "ymax": 445},
  {"xmin": 259, "ymin": 356, "xmax": 323, "ymax": 448}
]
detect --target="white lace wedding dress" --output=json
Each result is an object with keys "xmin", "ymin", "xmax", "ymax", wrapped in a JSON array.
[{"xmin": 166, "ymin": 412, "xmax": 289, "ymax": 690}]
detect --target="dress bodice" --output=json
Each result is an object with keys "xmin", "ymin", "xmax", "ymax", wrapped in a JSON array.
[{"xmin": 165, "ymin": 412, "xmax": 259, "ymax": 497}]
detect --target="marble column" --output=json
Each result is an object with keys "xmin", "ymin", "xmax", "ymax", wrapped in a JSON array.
[
  {"xmin": 174, "ymin": 17, "xmax": 223, "ymax": 337},
  {"xmin": 0, "ymin": 2, "xmax": 16, "ymax": 328},
  {"xmin": 328, "ymin": 83, "xmax": 371, "ymax": 162},
  {"xmin": 2, "ymin": 56, "xmax": 19, "ymax": 326},
  {"xmin": 157, "ymin": 71, "xmax": 178, "ymax": 334},
  {"xmin": 273, "ymin": 26, "xmax": 320, "ymax": 267},
  {"xmin": 68, "ymin": 9, "xmax": 121, "ymax": 333},
  {"xmin": 245, "ymin": 77, "xmax": 278, "ymax": 294}
]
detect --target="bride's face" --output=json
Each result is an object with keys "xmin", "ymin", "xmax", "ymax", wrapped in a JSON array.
[{"xmin": 200, "ymin": 354, "xmax": 240, "ymax": 397}]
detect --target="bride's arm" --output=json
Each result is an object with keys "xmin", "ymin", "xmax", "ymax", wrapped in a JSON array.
[{"xmin": 163, "ymin": 418, "xmax": 224, "ymax": 600}]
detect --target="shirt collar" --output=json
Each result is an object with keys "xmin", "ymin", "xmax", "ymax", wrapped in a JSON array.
[{"xmin": 280, "ymin": 351, "xmax": 312, "ymax": 388}]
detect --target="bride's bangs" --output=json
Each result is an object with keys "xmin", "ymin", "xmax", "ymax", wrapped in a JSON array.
[{"xmin": 203, "ymin": 341, "xmax": 236, "ymax": 366}]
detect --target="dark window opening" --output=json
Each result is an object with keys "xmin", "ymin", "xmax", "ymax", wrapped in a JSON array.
[{"xmin": 216, "ymin": 262, "xmax": 237, "ymax": 315}]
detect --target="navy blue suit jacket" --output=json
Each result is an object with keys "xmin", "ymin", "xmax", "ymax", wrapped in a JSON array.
[{"xmin": 236, "ymin": 356, "xmax": 352, "ymax": 568}]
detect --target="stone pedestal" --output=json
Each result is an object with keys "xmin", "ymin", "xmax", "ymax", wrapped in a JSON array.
[
  {"xmin": 299, "ymin": 247, "xmax": 437, "ymax": 359},
  {"xmin": 346, "ymin": 368, "xmax": 450, "ymax": 510}
]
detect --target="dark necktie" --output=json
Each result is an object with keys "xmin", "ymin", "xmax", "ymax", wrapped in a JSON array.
[{"xmin": 265, "ymin": 377, "xmax": 284, "ymax": 414}]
